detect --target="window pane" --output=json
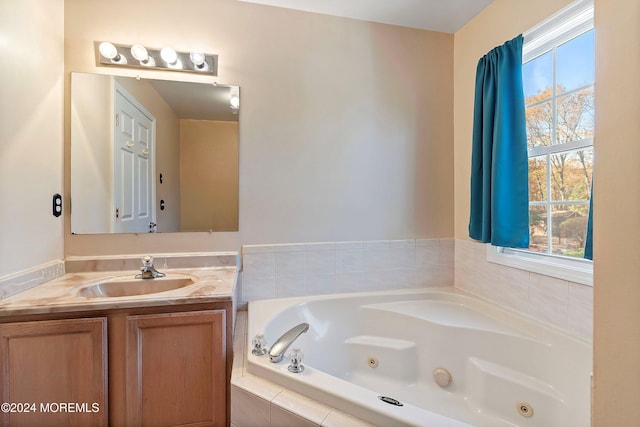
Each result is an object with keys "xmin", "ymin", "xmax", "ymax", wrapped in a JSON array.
[
  {"xmin": 557, "ymin": 87, "xmax": 594, "ymax": 144},
  {"xmin": 523, "ymin": 50, "xmax": 553, "ymax": 102},
  {"xmin": 556, "ymin": 30, "xmax": 595, "ymax": 93},
  {"xmin": 529, "ymin": 205, "xmax": 548, "ymax": 254},
  {"xmin": 550, "ymin": 149, "xmax": 593, "ymax": 202},
  {"xmin": 526, "ymin": 101, "xmax": 553, "ymax": 148},
  {"xmin": 529, "ymin": 156, "xmax": 547, "ymax": 201},
  {"xmin": 551, "ymin": 204, "xmax": 590, "ymax": 257}
]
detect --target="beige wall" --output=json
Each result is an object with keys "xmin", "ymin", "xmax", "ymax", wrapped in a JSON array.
[
  {"xmin": 0, "ymin": 0, "xmax": 64, "ymax": 277},
  {"xmin": 64, "ymin": 0, "xmax": 454, "ymax": 256},
  {"xmin": 70, "ymin": 73, "xmax": 112, "ymax": 233},
  {"xmin": 179, "ymin": 120, "xmax": 239, "ymax": 232},
  {"xmin": 592, "ymin": 0, "xmax": 640, "ymax": 424}
]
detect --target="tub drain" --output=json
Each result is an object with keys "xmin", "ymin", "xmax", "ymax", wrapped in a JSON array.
[
  {"xmin": 368, "ymin": 356, "xmax": 378, "ymax": 368},
  {"xmin": 517, "ymin": 401, "xmax": 534, "ymax": 418},
  {"xmin": 378, "ymin": 396, "xmax": 403, "ymax": 407}
]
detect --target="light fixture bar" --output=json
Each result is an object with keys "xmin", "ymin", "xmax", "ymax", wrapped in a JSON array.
[{"xmin": 95, "ymin": 41, "xmax": 218, "ymax": 76}]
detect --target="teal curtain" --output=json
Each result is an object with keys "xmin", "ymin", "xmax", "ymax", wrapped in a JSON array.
[
  {"xmin": 469, "ymin": 35, "xmax": 529, "ymax": 248},
  {"xmin": 584, "ymin": 183, "xmax": 593, "ymax": 260}
]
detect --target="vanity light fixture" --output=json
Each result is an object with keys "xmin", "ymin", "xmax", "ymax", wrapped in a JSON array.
[{"xmin": 95, "ymin": 41, "xmax": 218, "ymax": 75}]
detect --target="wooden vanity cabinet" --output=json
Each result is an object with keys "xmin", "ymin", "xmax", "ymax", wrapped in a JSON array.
[
  {"xmin": 0, "ymin": 301, "xmax": 232, "ymax": 427},
  {"xmin": 0, "ymin": 317, "xmax": 108, "ymax": 427},
  {"xmin": 115, "ymin": 308, "xmax": 228, "ymax": 426}
]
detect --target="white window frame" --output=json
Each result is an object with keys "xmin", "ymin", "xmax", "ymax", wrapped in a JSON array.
[{"xmin": 488, "ymin": 0, "xmax": 594, "ymax": 287}]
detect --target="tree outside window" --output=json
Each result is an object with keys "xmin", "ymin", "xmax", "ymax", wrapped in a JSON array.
[{"xmin": 523, "ymin": 29, "xmax": 594, "ymax": 258}]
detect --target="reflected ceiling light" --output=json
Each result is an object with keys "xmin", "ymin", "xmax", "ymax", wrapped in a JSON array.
[
  {"xmin": 229, "ymin": 86, "xmax": 240, "ymax": 113},
  {"xmin": 98, "ymin": 41, "xmax": 126, "ymax": 64},
  {"xmin": 95, "ymin": 41, "xmax": 218, "ymax": 75}
]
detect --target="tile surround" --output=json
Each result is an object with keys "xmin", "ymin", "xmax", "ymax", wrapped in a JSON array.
[
  {"xmin": 231, "ymin": 311, "xmax": 374, "ymax": 427},
  {"xmin": 240, "ymin": 239, "xmax": 455, "ymax": 306},
  {"xmin": 455, "ymin": 238, "xmax": 593, "ymax": 340}
]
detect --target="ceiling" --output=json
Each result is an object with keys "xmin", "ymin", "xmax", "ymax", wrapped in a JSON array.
[
  {"xmin": 237, "ymin": 0, "xmax": 495, "ymax": 33},
  {"xmin": 149, "ymin": 80, "xmax": 239, "ymax": 122}
]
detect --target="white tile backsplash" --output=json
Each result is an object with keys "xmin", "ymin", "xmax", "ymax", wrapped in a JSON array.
[
  {"xmin": 306, "ymin": 242, "xmax": 336, "ymax": 251},
  {"xmin": 242, "ymin": 274, "xmax": 276, "ymax": 302},
  {"xmin": 389, "ymin": 247, "xmax": 416, "ymax": 269},
  {"xmin": 275, "ymin": 275, "xmax": 306, "ymax": 298},
  {"xmin": 305, "ymin": 251, "xmax": 336, "ymax": 275},
  {"xmin": 276, "ymin": 251, "xmax": 306, "ymax": 276},
  {"xmin": 455, "ymin": 239, "xmax": 593, "ymax": 340},
  {"xmin": 240, "ymin": 238, "xmax": 453, "ymax": 305},
  {"xmin": 362, "ymin": 247, "xmax": 390, "ymax": 271},
  {"xmin": 335, "ymin": 272, "xmax": 365, "ymax": 293},
  {"xmin": 239, "ymin": 239, "xmax": 595, "ymax": 342},
  {"xmin": 416, "ymin": 245, "xmax": 439, "ymax": 268},
  {"xmin": 242, "ymin": 253, "xmax": 276, "ymax": 276},
  {"xmin": 305, "ymin": 274, "xmax": 335, "ymax": 295},
  {"xmin": 336, "ymin": 249, "xmax": 364, "ymax": 273}
]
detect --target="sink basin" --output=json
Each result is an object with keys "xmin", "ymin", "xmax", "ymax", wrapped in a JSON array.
[{"xmin": 76, "ymin": 274, "xmax": 197, "ymax": 298}]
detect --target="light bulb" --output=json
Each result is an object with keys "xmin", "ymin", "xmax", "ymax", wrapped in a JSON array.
[
  {"xmin": 99, "ymin": 41, "xmax": 122, "ymax": 62},
  {"xmin": 189, "ymin": 51, "xmax": 207, "ymax": 69},
  {"xmin": 160, "ymin": 47, "xmax": 178, "ymax": 65},
  {"xmin": 229, "ymin": 87, "xmax": 240, "ymax": 109},
  {"xmin": 230, "ymin": 95, "xmax": 240, "ymax": 109},
  {"xmin": 130, "ymin": 44, "xmax": 155, "ymax": 66},
  {"xmin": 130, "ymin": 44, "xmax": 148, "ymax": 61}
]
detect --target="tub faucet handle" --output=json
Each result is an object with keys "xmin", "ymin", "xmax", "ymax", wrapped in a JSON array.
[
  {"xmin": 251, "ymin": 334, "xmax": 268, "ymax": 356},
  {"xmin": 288, "ymin": 347, "xmax": 304, "ymax": 373}
]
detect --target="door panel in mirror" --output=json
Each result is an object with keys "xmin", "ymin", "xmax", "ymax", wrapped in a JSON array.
[{"xmin": 70, "ymin": 72, "xmax": 239, "ymax": 234}]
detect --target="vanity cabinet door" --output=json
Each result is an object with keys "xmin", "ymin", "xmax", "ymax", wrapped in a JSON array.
[
  {"xmin": 0, "ymin": 317, "xmax": 108, "ymax": 427},
  {"xmin": 126, "ymin": 309, "xmax": 227, "ymax": 427}
]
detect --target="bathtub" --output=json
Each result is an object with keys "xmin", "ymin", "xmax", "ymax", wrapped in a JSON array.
[{"xmin": 247, "ymin": 288, "xmax": 591, "ymax": 427}]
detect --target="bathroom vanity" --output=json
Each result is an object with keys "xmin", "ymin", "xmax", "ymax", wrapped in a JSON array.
[{"xmin": 0, "ymin": 265, "xmax": 236, "ymax": 427}]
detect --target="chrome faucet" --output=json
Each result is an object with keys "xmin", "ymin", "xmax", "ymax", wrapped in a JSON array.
[
  {"xmin": 135, "ymin": 256, "xmax": 166, "ymax": 279},
  {"xmin": 269, "ymin": 323, "xmax": 309, "ymax": 363}
]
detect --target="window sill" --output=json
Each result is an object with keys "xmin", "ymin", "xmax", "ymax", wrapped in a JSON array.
[{"xmin": 487, "ymin": 246, "xmax": 593, "ymax": 286}]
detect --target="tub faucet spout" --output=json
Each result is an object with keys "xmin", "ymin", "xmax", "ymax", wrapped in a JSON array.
[{"xmin": 269, "ymin": 322, "xmax": 309, "ymax": 363}]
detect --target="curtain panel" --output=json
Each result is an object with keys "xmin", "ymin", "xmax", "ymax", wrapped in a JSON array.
[{"xmin": 469, "ymin": 35, "xmax": 530, "ymax": 248}]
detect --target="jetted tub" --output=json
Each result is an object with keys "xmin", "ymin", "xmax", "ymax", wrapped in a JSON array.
[{"xmin": 248, "ymin": 288, "xmax": 591, "ymax": 427}]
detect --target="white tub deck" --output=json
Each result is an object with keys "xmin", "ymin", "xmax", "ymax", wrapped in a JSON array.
[{"xmin": 247, "ymin": 288, "xmax": 591, "ymax": 427}]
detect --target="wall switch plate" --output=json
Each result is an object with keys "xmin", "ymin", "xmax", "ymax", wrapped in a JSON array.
[{"xmin": 52, "ymin": 193, "xmax": 62, "ymax": 217}]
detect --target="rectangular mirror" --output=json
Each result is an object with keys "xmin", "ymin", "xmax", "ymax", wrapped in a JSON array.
[{"xmin": 70, "ymin": 72, "xmax": 239, "ymax": 234}]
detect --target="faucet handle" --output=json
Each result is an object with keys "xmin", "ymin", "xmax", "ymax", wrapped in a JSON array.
[
  {"xmin": 288, "ymin": 347, "xmax": 304, "ymax": 373},
  {"xmin": 251, "ymin": 334, "xmax": 268, "ymax": 356}
]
